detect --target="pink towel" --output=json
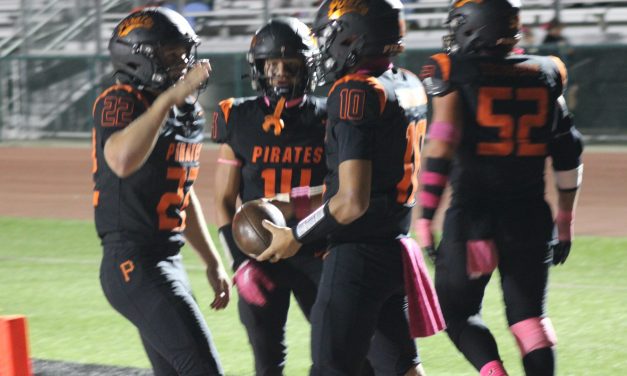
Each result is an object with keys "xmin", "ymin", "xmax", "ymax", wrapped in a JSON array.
[
  {"xmin": 466, "ymin": 240, "xmax": 499, "ymax": 279},
  {"xmin": 399, "ymin": 237, "xmax": 446, "ymax": 338}
]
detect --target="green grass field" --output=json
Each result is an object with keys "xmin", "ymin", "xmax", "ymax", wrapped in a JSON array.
[{"xmin": 1, "ymin": 217, "xmax": 626, "ymax": 375}]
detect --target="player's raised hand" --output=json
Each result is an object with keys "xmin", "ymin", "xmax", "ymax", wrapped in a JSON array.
[
  {"xmin": 205, "ymin": 263, "xmax": 231, "ymax": 310},
  {"xmin": 256, "ymin": 220, "xmax": 301, "ymax": 263},
  {"xmin": 170, "ymin": 59, "xmax": 211, "ymax": 106}
]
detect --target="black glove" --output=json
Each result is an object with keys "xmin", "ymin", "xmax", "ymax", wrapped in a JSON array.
[{"xmin": 550, "ymin": 239, "xmax": 572, "ymax": 265}]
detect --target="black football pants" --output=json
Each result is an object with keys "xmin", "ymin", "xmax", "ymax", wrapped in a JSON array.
[
  {"xmin": 435, "ymin": 202, "xmax": 553, "ymax": 371},
  {"xmin": 310, "ymin": 241, "xmax": 420, "ymax": 376},
  {"xmin": 238, "ymin": 248, "xmax": 322, "ymax": 376},
  {"xmin": 100, "ymin": 243, "xmax": 224, "ymax": 376}
]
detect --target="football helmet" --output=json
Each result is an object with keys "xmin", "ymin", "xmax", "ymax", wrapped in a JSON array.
[
  {"xmin": 108, "ymin": 7, "xmax": 200, "ymax": 91},
  {"xmin": 248, "ymin": 17, "xmax": 318, "ymax": 101},
  {"xmin": 312, "ymin": 0, "xmax": 405, "ymax": 84},
  {"xmin": 443, "ymin": 0, "xmax": 521, "ymax": 56}
]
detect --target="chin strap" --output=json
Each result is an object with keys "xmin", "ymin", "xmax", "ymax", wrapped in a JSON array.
[{"xmin": 262, "ymin": 96, "xmax": 286, "ymax": 136}]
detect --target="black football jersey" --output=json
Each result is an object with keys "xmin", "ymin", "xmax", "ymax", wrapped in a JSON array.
[
  {"xmin": 324, "ymin": 68, "xmax": 428, "ymax": 243},
  {"xmin": 212, "ymin": 96, "xmax": 327, "ymax": 212},
  {"xmin": 92, "ymin": 84, "xmax": 205, "ymax": 247},
  {"xmin": 420, "ymin": 53, "xmax": 575, "ymax": 204}
]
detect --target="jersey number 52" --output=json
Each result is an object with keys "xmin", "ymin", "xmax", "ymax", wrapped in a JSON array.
[{"xmin": 476, "ymin": 87, "xmax": 549, "ymax": 157}]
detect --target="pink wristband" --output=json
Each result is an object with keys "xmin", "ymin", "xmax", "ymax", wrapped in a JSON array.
[
  {"xmin": 427, "ymin": 121, "xmax": 461, "ymax": 144},
  {"xmin": 217, "ymin": 158, "xmax": 241, "ymax": 167}
]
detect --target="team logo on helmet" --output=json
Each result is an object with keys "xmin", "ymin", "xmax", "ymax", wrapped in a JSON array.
[
  {"xmin": 117, "ymin": 14, "xmax": 154, "ymax": 37},
  {"xmin": 453, "ymin": 0, "xmax": 483, "ymax": 8},
  {"xmin": 328, "ymin": 0, "xmax": 369, "ymax": 20}
]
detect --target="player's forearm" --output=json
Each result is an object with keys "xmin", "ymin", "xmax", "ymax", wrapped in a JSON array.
[
  {"xmin": 328, "ymin": 191, "xmax": 368, "ymax": 225},
  {"xmin": 185, "ymin": 190, "xmax": 223, "ymax": 268},
  {"xmin": 557, "ymin": 190, "xmax": 579, "ymax": 213},
  {"xmin": 327, "ymin": 159, "xmax": 371, "ymax": 224},
  {"xmin": 104, "ymin": 94, "xmax": 174, "ymax": 177}
]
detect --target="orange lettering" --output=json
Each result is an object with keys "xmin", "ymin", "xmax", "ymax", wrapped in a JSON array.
[
  {"xmin": 166, "ymin": 143, "xmax": 176, "ymax": 161},
  {"xmin": 280, "ymin": 168, "xmax": 292, "ymax": 193},
  {"xmin": 313, "ymin": 147, "xmax": 323, "ymax": 163},
  {"xmin": 293, "ymin": 147, "xmax": 303, "ymax": 163},
  {"xmin": 270, "ymin": 147, "xmax": 281, "ymax": 163},
  {"xmin": 252, "ymin": 146, "xmax": 263, "ymax": 163},
  {"xmin": 282, "ymin": 147, "xmax": 292, "ymax": 163},
  {"xmin": 120, "ymin": 260, "xmax": 135, "ymax": 283},
  {"xmin": 185, "ymin": 144, "xmax": 193, "ymax": 162},
  {"xmin": 303, "ymin": 147, "xmax": 312, "ymax": 164},
  {"xmin": 263, "ymin": 146, "xmax": 270, "ymax": 163}
]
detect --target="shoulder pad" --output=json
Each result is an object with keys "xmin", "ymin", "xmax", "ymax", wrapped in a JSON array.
[
  {"xmin": 328, "ymin": 74, "xmax": 387, "ymax": 117},
  {"xmin": 394, "ymin": 68, "xmax": 427, "ymax": 108},
  {"xmin": 92, "ymin": 84, "xmax": 149, "ymax": 128},
  {"xmin": 419, "ymin": 53, "xmax": 453, "ymax": 97}
]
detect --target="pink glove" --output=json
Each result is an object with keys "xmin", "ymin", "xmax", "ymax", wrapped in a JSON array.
[{"xmin": 233, "ymin": 260, "xmax": 276, "ymax": 307}]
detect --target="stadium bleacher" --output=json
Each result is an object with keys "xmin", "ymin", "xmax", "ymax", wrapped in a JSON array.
[{"xmin": 2, "ymin": 0, "xmax": 627, "ymax": 140}]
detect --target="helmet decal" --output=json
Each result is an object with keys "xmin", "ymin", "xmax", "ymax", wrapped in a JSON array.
[
  {"xmin": 453, "ymin": 0, "xmax": 483, "ymax": 8},
  {"xmin": 117, "ymin": 14, "xmax": 154, "ymax": 37},
  {"xmin": 328, "ymin": 0, "xmax": 369, "ymax": 20}
]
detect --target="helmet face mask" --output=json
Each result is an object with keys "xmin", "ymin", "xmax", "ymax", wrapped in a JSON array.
[
  {"xmin": 262, "ymin": 57, "xmax": 306, "ymax": 98},
  {"xmin": 108, "ymin": 7, "xmax": 199, "ymax": 91},
  {"xmin": 248, "ymin": 17, "xmax": 318, "ymax": 101},
  {"xmin": 443, "ymin": 0, "xmax": 521, "ymax": 56},
  {"xmin": 313, "ymin": 0, "xmax": 405, "ymax": 85}
]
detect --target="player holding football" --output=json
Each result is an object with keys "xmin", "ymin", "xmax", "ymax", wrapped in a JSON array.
[
  {"xmin": 416, "ymin": 0, "xmax": 583, "ymax": 375},
  {"xmin": 93, "ymin": 8, "xmax": 230, "ymax": 376},
  {"xmin": 212, "ymin": 18, "xmax": 327, "ymax": 375},
  {"xmin": 257, "ymin": 1, "xmax": 445, "ymax": 375}
]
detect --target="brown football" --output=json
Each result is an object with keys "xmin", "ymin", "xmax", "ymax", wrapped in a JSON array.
[{"xmin": 232, "ymin": 200, "xmax": 287, "ymax": 257}]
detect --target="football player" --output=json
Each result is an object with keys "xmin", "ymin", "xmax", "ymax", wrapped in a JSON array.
[
  {"xmin": 256, "ymin": 1, "xmax": 445, "ymax": 375},
  {"xmin": 212, "ymin": 17, "xmax": 327, "ymax": 375},
  {"xmin": 416, "ymin": 0, "xmax": 583, "ymax": 375},
  {"xmin": 93, "ymin": 7, "xmax": 230, "ymax": 375}
]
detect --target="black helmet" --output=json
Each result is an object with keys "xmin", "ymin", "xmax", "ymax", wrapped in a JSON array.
[
  {"xmin": 108, "ymin": 7, "xmax": 200, "ymax": 91},
  {"xmin": 312, "ymin": 0, "xmax": 405, "ymax": 84},
  {"xmin": 443, "ymin": 0, "xmax": 521, "ymax": 56},
  {"xmin": 247, "ymin": 17, "xmax": 318, "ymax": 101}
]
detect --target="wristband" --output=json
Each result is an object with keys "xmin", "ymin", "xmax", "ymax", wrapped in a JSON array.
[
  {"xmin": 419, "ymin": 157, "xmax": 451, "ymax": 220},
  {"xmin": 292, "ymin": 202, "xmax": 341, "ymax": 244},
  {"xmin": 427, "ymin": 121, "xmax": 461, "ymax": 144},
  {"xmin": 218, "ymin": 224, "xmax": 248, "ymax": 271}
]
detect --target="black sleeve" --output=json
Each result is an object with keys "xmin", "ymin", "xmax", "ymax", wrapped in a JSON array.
[
  {"xmin": 211, "ymin": 98, "xmax": 234, "ymax": 144},
  {"xmin": 328, "ymin": 79, "xmax": 383, "ymax": 162},
  {"xmin": 549, "ymin": 97, "xmax": 583, "ymax": 171},
  {"xmin": 92, "ymin": 85, "xmax": 149, "ymax": 147}
]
